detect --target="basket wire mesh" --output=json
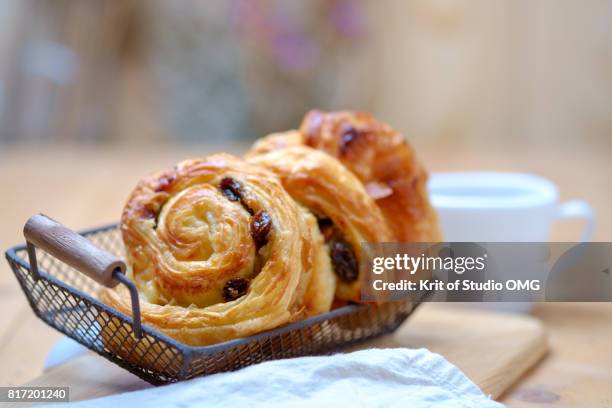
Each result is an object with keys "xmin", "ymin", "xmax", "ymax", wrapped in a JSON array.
[{"xmin": 5, "ymin": 223, "xmax": 423, "ymax": 385}]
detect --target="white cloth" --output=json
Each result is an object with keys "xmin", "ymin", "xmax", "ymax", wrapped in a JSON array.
[{"xmin": 60, "ymin": 348, "xmax": 503, "ymax": 408}]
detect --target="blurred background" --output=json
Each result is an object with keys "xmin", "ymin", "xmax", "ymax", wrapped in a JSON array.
[
  {"xmin": 0, "ymin": 0, "xmax": 611, "ymax": 385},
  {"xmin": 1, "ymin": 0, "xmax": 612, "ymax": 148}
]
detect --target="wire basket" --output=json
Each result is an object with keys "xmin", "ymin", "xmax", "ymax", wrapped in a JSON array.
[{"xmin": 5, "ymin": 216, "xmax": 424, "ymax": 385}]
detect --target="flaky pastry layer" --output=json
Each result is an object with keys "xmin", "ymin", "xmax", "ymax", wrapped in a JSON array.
[{"xmin": 100, "ymin": 154, "xmax": 335, "ymax": 346}]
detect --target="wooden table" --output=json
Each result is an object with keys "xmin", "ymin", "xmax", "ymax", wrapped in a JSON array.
[{"xmin": 0, "ymin": 144, "xmax": 610, "ymax": 406}]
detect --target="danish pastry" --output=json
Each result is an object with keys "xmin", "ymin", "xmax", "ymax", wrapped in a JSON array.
[
  {"xmin": 248, "ymin": 146, "xmax": 393, "ymax": 301},
  {"xmin": 249, "ymin": 110, "xmax": 442, "ymax": 242},
  {"xmin": 100, "ymin": 110, "xmax": 440, "ymax": 348},
  {"xmin": 100, "ymin": 154, "xmax": 335, "ymax": 346}
]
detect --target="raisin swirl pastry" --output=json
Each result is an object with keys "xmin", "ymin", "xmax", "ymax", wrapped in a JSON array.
[
  {"xmin": 248, "ymin": 110, "xmax": 442, "ymax": 242},
  {"xmin": 248, "ymin": 146, "xmax": 393, "ymax": 302},
  {"xmin": 100, "ymin": 154, "xmax": 335, "ymax": 346}
]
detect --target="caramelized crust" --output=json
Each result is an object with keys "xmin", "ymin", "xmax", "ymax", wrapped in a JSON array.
[
  {"xmin": 101, "ymin": 110, "xmax": 440, "ymax": 347},
  {"xmin": 248, "ymin": 146, "xmax": 392, "ymax": 301},
  {"xmin": 249, "ymin": 110, "xmax": 442, "ymax": 242},
  {"xmin": 100, "ymin": 154, "xmax": 335, "ymax": 346}
]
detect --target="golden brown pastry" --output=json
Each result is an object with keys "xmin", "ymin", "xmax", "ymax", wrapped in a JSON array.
[
  {"xmin": 100, "ymin": 110, "xmax": 440, "ymax": 350},
  {"xmin": 248, "ymin": 110, "xmax": 442, "ymax": 243},
  {"xmin": 248, "ymin": 146, "xmax": 393, "ymax": 301},
  {"xmin": 100, "ymin": 154, "xmax": 335, "ymax": 346}
]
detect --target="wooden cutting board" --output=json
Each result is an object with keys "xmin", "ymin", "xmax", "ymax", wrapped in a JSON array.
[{"xmin": 25, "ymin": 304, "xmax": 547, "ymax": 404}]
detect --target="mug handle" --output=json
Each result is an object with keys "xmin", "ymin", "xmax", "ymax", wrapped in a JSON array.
[{"xmin": 556, "ymin": 200, "xmax": 596, "ymax": 242}]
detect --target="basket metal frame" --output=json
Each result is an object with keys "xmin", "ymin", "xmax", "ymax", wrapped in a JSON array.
[{"xmin": 5, "ymin": 222, "xmax": 424, "ymax": 385}]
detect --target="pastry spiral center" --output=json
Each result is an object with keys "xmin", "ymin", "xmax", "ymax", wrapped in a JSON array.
[
  {"xmin": 148, "ymin": 183, "xmax": 257, "ymax": 307},
  {"xmin": 157, "ymin": 185, "xmax": 251, "ymax": 261}
]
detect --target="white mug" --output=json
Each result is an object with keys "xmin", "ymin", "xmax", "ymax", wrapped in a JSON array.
[
  {"xmin": 428, "ymin": 172, "xmax": 596, "ymax": 313},
  {"xmin": 428, "ymin": 172, "xmax": 595, "ymax": 242}
]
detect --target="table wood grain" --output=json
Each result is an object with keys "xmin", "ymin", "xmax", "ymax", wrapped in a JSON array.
[{"xmin": 0, "ymin": 144, "xmax": 610, "ymax": 406}]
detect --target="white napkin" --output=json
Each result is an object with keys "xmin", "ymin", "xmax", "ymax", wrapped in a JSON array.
[{"xmin": 58, "ymin": 348, "xmax": 503, "ymax": 408}]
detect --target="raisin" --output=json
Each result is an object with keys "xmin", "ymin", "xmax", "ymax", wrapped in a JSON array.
[
  {"xmin": 317, "ymin": 217, "xmax": 335, "ymax": 241},
  {"xmin": 317, "ymin": 217, "xmax": 333, "ymax": 230},
  {"xmin": 339, "ymin": 126, "xmax": 364, "ymax": 155},
  {"xmin": 219, "ymin": 176, "xmax": 255, "ymax": 215},
  {"xmin": 219, "ymin": 176, "xmax": 243, "ymax": 202},
  {"xmin": 154, "ymin": 175, "xmax": 176, "ymax": 192},
  {"xmin": 141, "ymin": 207, "xmax": 156, "ymax": 219},
  {"xmin": 223, "ymin": 278, "xmax": 250, "ymax": 301},
  {"xmin": 251, "ymin": 210, "xmax": 272, "ymax": 249},
  {"xmin": 330, "ymin": 239, "xmax": 358, "ymax": 282}
]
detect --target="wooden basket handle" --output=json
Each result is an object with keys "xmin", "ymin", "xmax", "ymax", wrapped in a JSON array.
[
  {"xmin": 24, "ymin": 214, "xmax": 126, "ymax": 287},
  {"xmin": 23, "ymin": 214, "xmax": 142, "ymax": 337}
]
